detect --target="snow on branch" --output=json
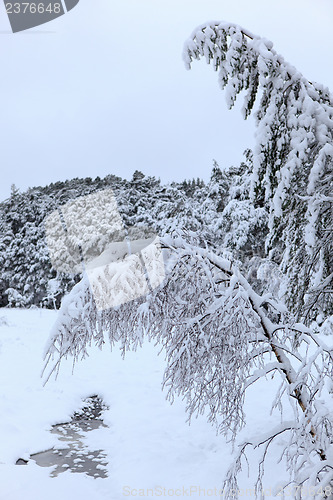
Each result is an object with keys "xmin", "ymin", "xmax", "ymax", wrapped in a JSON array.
[
  {"xmin": 183, "ymin": 20, "xmax": 333, "ymax": 323},
  {"xmin": 183, "ymin": 20, "xmax": 333, "ymax": 210},
  {"xmin": 43, "ymin": 234, "xmax": 333, "ymax": 497}
]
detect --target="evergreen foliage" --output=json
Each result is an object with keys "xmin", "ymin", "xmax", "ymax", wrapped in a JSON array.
[
  {"xmin": 183, "ymin": 21, "xmax": 333, "ymax": 322},
  {"xmin": 0, "ymin": 159, "xmax": 266, "ymax": 309}
]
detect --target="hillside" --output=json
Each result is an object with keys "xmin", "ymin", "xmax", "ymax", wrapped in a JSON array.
[{"xmin": 0, "ymin": 157, "xmax": 267, "ymax": 309}]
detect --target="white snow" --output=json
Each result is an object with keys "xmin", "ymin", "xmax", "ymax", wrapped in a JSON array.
[{"xmin": 0, "ymin": 308, "xmax": 294, "ymax": 499}]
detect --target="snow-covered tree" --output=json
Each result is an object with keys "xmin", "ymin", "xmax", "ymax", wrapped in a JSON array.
[
  {"xmin": 216, "ymin": 151, "xmax": 268, "ymax": 263},
  {"xmin": 44, "ymin": 234, "xmax": 333, "ymax": 499},
  {"xmin": 183, "ymin": 21, "xmax": 333, "ymax": 323},
  {"xmin": 40, "ymin": 20, "xmax": 333, "ymax": 498}
]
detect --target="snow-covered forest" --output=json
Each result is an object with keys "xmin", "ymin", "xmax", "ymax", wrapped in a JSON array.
[
  {"xmin": 0, "ymin": 159, "xmax": 267, "ymax": 310},
  {"xmin": 0, "ymin": 17, "xmax": 332, "ymax": 500}
]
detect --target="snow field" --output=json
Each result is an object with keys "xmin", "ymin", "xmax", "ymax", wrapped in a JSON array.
[{"xmin": 0, "ymin": 308, "xmax": 290, "ymax": 499}]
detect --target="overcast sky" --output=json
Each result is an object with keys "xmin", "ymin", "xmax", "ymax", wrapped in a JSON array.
[{"xmin": 0, "ymin": 0, "xmax": 333, "ymax": 201}]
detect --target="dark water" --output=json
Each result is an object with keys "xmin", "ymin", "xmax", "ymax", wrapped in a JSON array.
[{"xmin": 16, "ymin": 395, "xmax": 109, "ymax": 478}]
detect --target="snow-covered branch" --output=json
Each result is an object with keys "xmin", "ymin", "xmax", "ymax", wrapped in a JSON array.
[
  {"xmin": 43, "ymin": 234, "xmax": 333, "ymax": 497},
  {"xmin": 183, "ymin": 21, "xmax": 333, "ymax": 322}
]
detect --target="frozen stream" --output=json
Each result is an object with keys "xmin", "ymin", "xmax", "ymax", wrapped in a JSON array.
[{"xmin": 16, "ymin": 396, "xmax": 109, "ymax": 478}]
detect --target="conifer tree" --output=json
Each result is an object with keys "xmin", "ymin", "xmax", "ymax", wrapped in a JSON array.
[{"xmin": 183, "ymin": 21, "xmax": 333, "ymax": 322}]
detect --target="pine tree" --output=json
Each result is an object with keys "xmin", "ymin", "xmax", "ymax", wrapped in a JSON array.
[{"xmin": 183, "ymin": 21, "xmax": 333, "ymax": 322}]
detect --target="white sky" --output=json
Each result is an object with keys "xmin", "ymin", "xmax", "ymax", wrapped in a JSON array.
[{"xmin": 0, "ymin": 0, "xmax": 333, "ymax": 201}]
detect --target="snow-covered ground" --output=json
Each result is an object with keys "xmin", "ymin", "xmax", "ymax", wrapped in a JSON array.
[{"xmin": 0, "ymin": 308, "xmax": 290, "ymax": 500}]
